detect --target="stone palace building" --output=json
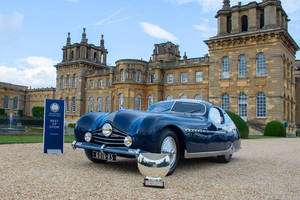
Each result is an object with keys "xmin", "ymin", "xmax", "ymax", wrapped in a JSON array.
[{"xmin": 0, "ymin": 0, "xmax": 299, "ymax": 134}]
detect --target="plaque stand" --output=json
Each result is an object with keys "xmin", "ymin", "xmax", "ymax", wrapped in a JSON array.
[{"xmin": 143, "ymin": 176, "xmax": 164, "ymax": 188}]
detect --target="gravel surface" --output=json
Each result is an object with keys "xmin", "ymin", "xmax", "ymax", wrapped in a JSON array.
[{"xmin": 0, "ymin": 138, "xmax": 300, "ymax": 200}]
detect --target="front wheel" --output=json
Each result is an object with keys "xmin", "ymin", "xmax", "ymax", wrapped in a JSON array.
[
  {"xmin": 84, "ymin": 149, "xmax": 107, "ymax": 163},
  {"xmin": 217, "ymin": 153, "xmax": 232, "ymax": 163},
  {"xmin": 159, "ymin": 129, "xmax": 179, "ymax": 176}
]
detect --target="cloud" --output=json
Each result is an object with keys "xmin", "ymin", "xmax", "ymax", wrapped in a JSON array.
[
  {"xmin": 193, "ymin": 19, "xmax": 217, "ymax": 38},
  {"xmin": 140, "ymin": 22, "xmax": 178, "ymax": 42},
  {"xmin": 0, "ymin": 12, "xmax": 23, "ymax": 31},
  {"xmin": 0, "ymin": 56, "xmax": 57, "ymax": 89}
]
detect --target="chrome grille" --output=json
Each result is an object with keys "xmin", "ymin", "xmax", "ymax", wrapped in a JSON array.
[{"xmin": 91, "ymin": 127, "xmax": 126, "ymax": 147}]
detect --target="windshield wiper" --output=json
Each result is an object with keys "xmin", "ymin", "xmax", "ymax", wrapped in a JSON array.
[{"xmin": 190, "ymin": 109, "xmax": 204, "ymax": 113}]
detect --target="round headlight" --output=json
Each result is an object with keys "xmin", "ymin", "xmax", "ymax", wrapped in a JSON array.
[
  {"xmin": 102, "ymin": 123, "xmax": 112, "ymax": 137},
  {"xmin": 84, "ymin": 132, "xmax": 92, "ymax": 142},
  {"xmin": 124, "ymin": 136, "xmax": 132, "ymax": 147}
]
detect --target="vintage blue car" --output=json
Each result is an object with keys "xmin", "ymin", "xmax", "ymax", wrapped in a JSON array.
[{"xmin": 72, "ymin": 99, "xmax": 241, "ymax": 175}]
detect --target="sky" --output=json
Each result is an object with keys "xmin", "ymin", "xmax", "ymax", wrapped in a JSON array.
[{"xmin": 0, "ymin": 0, "xmax": 300, "ymax": 88}]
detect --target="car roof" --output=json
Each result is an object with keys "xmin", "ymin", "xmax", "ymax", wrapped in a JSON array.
[{"xmin": 159, "ymin": 99, "xmax": 214, "ymax": 107}]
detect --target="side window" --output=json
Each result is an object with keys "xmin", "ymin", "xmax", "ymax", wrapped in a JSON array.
[{"xmin": 209, "ymin": 107, "xmax": 224, "ymax": 124}]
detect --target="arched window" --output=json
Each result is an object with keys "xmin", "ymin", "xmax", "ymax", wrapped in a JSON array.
[
  {"xmin": 241, "ymin": 15, "xmax": 248, "ymax": 32},
  {"xmin": 60, "ymin": 75, "xmax": 64, "ymax": 89},
  {"xmin": 222, "ymin": 57, "xmax": 230, "ymax": 78},
  {"xmin": 136, "ymin": 71, "xmax": 141, "ymax": 82},
  {"xmin": 97, "ymin": 97, "xmax": 102, "ymax": 112},
  {"xmin": 73, "ymin": 74, "xmax": 77, "ymax": 88},
  {"xmin": 148, "ymin": 95, "xmax": 153, "ymax": 108},
  {"xmin": 98, "ymin": 79, "xmax": 103, "ymax": 88},
  {"xmin": 238, "ymin": 55, "xmax": 247, "ymax": 77},
  {"xmin": 256, "ymin": 53, "xmax": 266, "ymax": 76},
  {"xmin": 105, "ymin": 96, "xmax": 110, "ymax": 112},
  {"xmin": 121, "ymin": 70, "xmax": 125, "ymax": 82},
  {"xmin": 135, "ymin": 95, "xmax": 141, "ymax": 110},
  {"xmin": 72, "ymin": 97, "xmax": 76, "ymax": 112},
  {"xmin": 13, "ymin": 96, "xmax": 18, "ymax": 110},
  {"xmin": 65, "ymin": 97, "xmax": 69, "ymax": 112},
  {"xmin": 76, "ymin": 48, "xmax": 80, "ymax": 59},
  {"xmin": 167, "ymin": 95, "xmax": 173, "ymax": 100},
  {"xmin": 89, "ymin": 97, "xmax": 94, "ymax": 112},
  {"xmin": 256, "ymin": 92, "xmax": 266, "ymax": 118},
  {"xmin": 238, "ymin": 93, "xmax": 247, "ymax": 120},
  {"xmin": 195, "ymin": 94, "xmax": 202, "ymax": 100},
  {"xmin": 221, "ymin": 93, "xmax": 230, "ymax": 111},
  {"xmin": 180, "ymin": 94, "xmax": 187, "ymax": 99},
  {"xmin": 119, "ymin": 93, "xmax": 124, "ymax": 109}
]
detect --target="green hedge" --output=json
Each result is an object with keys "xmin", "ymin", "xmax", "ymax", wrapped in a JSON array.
[
  {"xmin": 264, "ymin": 121, "xmax": 286, "ymax": 137},
  {"xmin": 226, "ymin": 111, "xmax": 249, "ymax": 139},
  {"xmin": 32, "ymin": 106, "xmax": 44, "ymax": 119},
  {"xmin": 0, "ymin": 109, "xmax": 5, "ymax": 116},
  {"xmin": 296, "ymin": 129, "xmax": 300, "ymax": 137},
  {"xmin": 67, "ymin": 123, "xmax": 75, "ymax": 128}
]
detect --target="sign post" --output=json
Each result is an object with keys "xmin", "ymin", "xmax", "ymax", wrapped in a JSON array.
[{"xmin": 43, "ymin": 99, "xmax": 65, "ymax": 154}]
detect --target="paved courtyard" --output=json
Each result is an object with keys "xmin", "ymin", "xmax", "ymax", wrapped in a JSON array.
[{"xmin": 0, "ymin": 138, "xmax": 300, "ymax": 199}]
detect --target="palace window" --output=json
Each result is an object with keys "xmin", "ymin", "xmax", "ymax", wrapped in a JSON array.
[
  {"xmin": 136, "ymin": 71, "xmax": 141, "ymax": 82},
  {"xmin": 73, "ymin": 74, "xmax": 77, "ymax": 88},
  {"xmin": 72, "ymin": 97, "xmax": 76, "ymax": 112},
  {"xmin": 99, "ymin": 79, "xmax": 103, "ymax": 88},
  {"xmin": 148, "ymin": 95, "xmax": 153, "ymax": 108},
  {"xmin": 89, "ymin": 97, "xmax": 94, "ymax": 112},
  {"xmin": 195, "ymin": 94, "xmax": 202, "ymax": 100},
  {"xmin": 221, "ymin": 93, "xmax": 230, "ymax": 111},
  {"xmin": 196, "ymin": 71, "xmax": 203, "ymax": 82},
  {"xmin": 97, "ymin": 97, "xmax": 102, "ymax": 112},
  {"xmin": 222, "ymin": 57, "xmax": 230, "ymax": 79},
  {"xmin": 238, "ymin": 55, "xmax": 247, "ymax": 77},
  {"xmin": 67, "ymin": 75, "xmax": 71, "ymax": 88},
  {"xmin": 238, "ymin": 93, "xmax": 247, "ymax": 119},
  {"xmin": 3, "ymin": 96, "xmax": 9, "ymax": 108},
  {"xmin": 181, "ymin": 72, "xmax": 188, "ymax": 83},
  {"xmin": 150, "ymin": 73, "xmax": 155, "ymax": 83},
  {"xmin": 260, "ymin": 12, "xmax": 264, "ymax": 29},
  {"xmin": 256, "ymin": 92, "xmax": 266, "ymax": 118},
  {"xmin": 65, "ymin": 97, "xmax": 69, "ymax": 112},
  {"xmin": 105, "ymin": 96, "xmax": 110, "ymax": 112},
  {"xmin": 119, "ymin": 93, "xmax": 124, "ymax": 109},
  {"xmin": 167, "ymin": 74, "xmax": 173, "ymax": 84},
  {"xmin": 135, "ymin": 95, "xmax": 141, "ymax": 110},
  {"xmin": 61, "ymin": 75, "xmax": 64, "ymax": 89},
  {"xmin": 167, "ymin": 95, "xmax": 173, "ymax": 100},
  {"xmin": 256, "ymin": 53, "xmax": 266, "ymax": 77},
  {"xmin": 94, "ymin": 52, "xmax": 97, "ymax": 62},
  {"xmin": 241, "ymin": 15, "xmax": 248, "ymax": 32},
  {"xmin": 13, "ymin": 96, "xmax": 18, "ymax": 110},
  {"xmin": 90, "ymin": 80, "xmax": 95, "ymax": 89},
  {"xmin": 70, "ymin": 50, "xmax": 74, "ymax": 60},
  {"xmin": 121, "ymin": 70, "xmax": 125, "ymax": 82}
]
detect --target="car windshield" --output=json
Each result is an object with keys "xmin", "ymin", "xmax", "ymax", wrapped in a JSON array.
[
  {"xmin": 171, "ymin": 101, "xmax": 206, "ymax": 114},
  {"xmin": 147, "ymin": 101, "xmax": 174, "ymax": 113}
]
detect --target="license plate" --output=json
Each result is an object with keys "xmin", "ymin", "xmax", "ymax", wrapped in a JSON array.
[{"xmin": 92, "ymin": 151, "xmax": 116, "ymax": 161}]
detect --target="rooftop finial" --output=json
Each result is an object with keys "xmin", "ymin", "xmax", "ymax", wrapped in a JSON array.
[
  {"xmin": 66, "ymin": 32, "xmax": 71, "ymax": 46},
  {"xmin": 223, "ymin": 0, "xmax": 230, "ymax": 9},
  {"xmin": 183, "ymin": 51, "xmax": 187, "ymax": 60},
  {"xmin": 100, "ymin": 34, "xmax": 105, "ymax": 48},
  {"xmin": 81, "ymin": 27, "xmax": 87, "ymax": 44}
]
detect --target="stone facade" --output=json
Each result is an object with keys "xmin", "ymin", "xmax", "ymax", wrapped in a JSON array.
[
  {"xmin": 0, "ymin": 0, "xmax": 299, "ymax": 134},
  {"xmin": 295, "ymin": 61, "xmax": 300, "ymax": 127}
]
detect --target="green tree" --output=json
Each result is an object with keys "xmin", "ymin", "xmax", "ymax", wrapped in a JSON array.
[
  {"xmin": 32, "ymin": 106, "xmax": 44, "ymax": 119},
  {"xmin": 264, "ymin": 121, "xmax": 286, "ymax": 137},
  {"xmin": 226, "ymin": 111, "xmax": 249, "ymax": 139}
]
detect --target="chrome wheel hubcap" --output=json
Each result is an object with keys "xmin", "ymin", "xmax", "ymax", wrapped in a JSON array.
[{"xmin": 161, "ymin": 136, "xmax": 177, "ymax": 168}]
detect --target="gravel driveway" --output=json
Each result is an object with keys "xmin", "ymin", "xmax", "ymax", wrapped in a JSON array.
[{"xmin": 0, "ymin": 138, "xmax": 300, "ymax": 200}]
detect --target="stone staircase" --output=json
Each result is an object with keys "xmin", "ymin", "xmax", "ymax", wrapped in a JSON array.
[{"xmin": 247, "ymin": 120, "xmax": 266, "ymax": 136}]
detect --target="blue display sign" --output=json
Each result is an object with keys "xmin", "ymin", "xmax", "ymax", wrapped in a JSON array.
[{"xmin": 43, "ymin": 99, "xmax": 65, "ymax": 154}]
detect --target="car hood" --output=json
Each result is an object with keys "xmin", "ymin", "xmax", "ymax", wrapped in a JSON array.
[{"xmin": 101, "ymin": 109, "xmax": 153, "ymax": 135}]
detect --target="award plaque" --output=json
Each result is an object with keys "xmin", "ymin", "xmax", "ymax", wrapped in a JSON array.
[{"xmin": 137, "ymin": 153, "xmax": 171, "ymax": 189}]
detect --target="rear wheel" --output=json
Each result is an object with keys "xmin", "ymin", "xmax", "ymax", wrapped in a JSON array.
[
  {"xmin": 158, "ymin": 129, "xmax": 179, "ymax": 176},
  {"xmin": 84, "ymin": 149, "xmax": 107, "ymax": 163}
]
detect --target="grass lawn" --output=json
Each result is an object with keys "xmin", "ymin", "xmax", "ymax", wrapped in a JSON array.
[
  {"xmin": 248, "ymin": 135, "xmax": 296, "ymax": 139},
  {"xmin": 0, "ymin": 135, "xmax": 75, "ymax": 144}
]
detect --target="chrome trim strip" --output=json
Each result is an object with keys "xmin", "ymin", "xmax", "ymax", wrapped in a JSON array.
[{"xmin": 184, "ymin": 144, "xmax": 233, "ymax": 159}]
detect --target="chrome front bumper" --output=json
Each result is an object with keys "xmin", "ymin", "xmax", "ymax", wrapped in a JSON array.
[{"xmin": 71, "ymin": 140, "xmax": 147, "ymax": 158}]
